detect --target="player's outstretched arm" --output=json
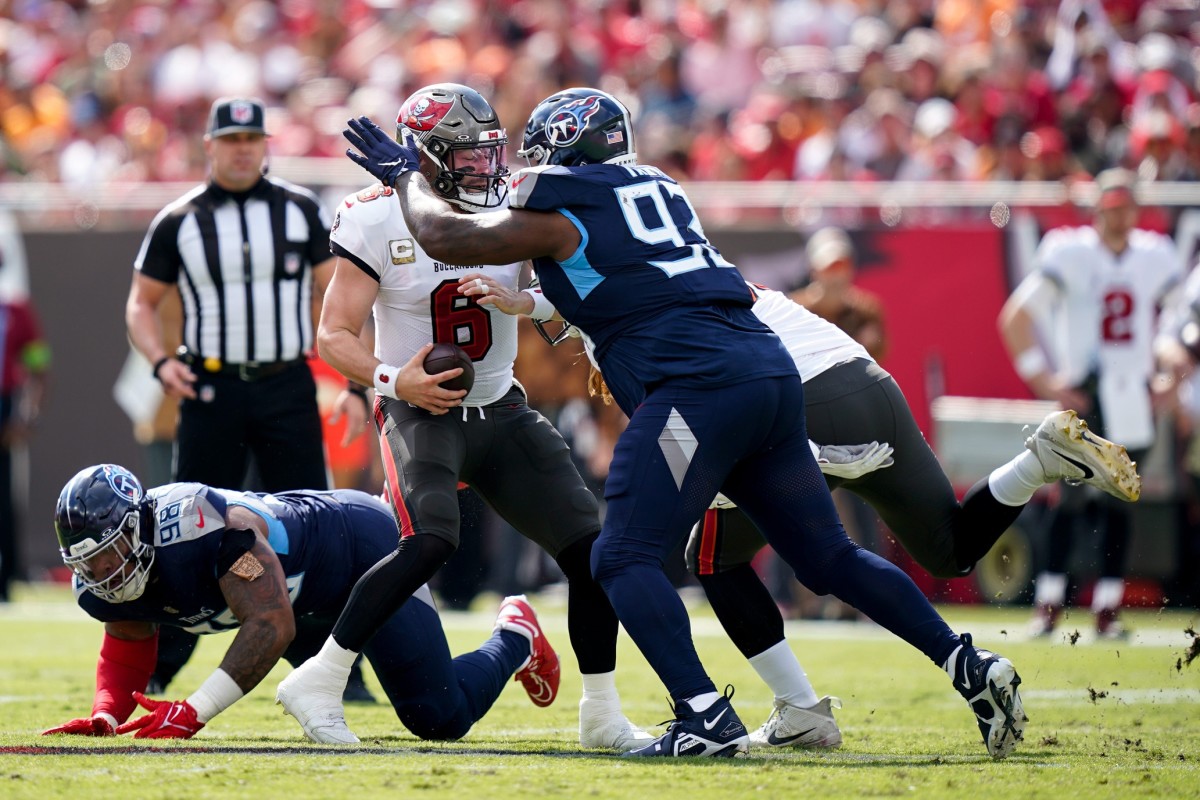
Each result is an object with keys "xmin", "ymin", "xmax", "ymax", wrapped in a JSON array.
[{"xmin": 394, "ymin": 171, "xmax": 580, "ymax": 266}]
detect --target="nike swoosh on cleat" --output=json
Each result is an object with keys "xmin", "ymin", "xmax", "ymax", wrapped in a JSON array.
[
  {"xmin": 766, "ymin": 727, "xmax": 817, "ymax": 746},
  {"xmin": 1051, "ymin": 448, "xmax": 1094, "ymax": 479},
  {"xmin": 703, "ymin": 706, "xmax": 730, "ymax": 731}
]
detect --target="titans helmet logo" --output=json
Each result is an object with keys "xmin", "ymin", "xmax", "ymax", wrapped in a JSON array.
[
  {"xmin": 103, "ymin": 465, "xmax": 141, "ymax": 503},
  {"xmin": 544, "ymin": 95, "xmax": 604, "ymax": 147},
  {"xmin": 399, "ymin": 95, "xmax": 455, "ymax": 132}
]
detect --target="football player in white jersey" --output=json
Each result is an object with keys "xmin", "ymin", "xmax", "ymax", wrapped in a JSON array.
[
  {"xmin": 1000, "ymin": 167, "xmax": 1181, "ymax": 638},
  {"xmin": 275, "ymin": 84, "xmax": 650, "ymax": 751}
]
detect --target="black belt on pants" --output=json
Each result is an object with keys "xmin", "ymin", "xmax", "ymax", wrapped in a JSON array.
[{"xmin": 177, "ymin": 349, "xmax": 306, "ymax": 382}]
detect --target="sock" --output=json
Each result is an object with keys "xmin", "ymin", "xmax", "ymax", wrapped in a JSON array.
[
  {"xmin": 685, "ymin": 691, "xmax": 720, "ymax": 712},
  {"xmin": 582, "ymin": 670, "xmax": 617, "ymax": 699},
  {"xmin": 318, "ymin": 636, "xmax": 359, "ymax": 675},
  {"xmin": 748, "ymin": 641, "xmax": 819, "ymax": 708},
  {"xmin": 1034, "ymin": 572, "xmax": 1068, "ymax": 607},
  {"xmin": 987, "ymin": 451, "xmax": 1046, "ymax": 506},
  {"xmin": 450, "ymin": 630, "xmax": 530, "ymax": 723},
  {"xmin": 1091, "ymin": 577, "xmax": 1125, "ymax": 612}
]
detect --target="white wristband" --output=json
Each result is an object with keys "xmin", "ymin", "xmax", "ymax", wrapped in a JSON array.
[
  {"xmin": 95, "ymin": 711, "xmax": 119, "ymax": 730},
  {"xmin": 1014, "ymin": 347, "xmax": 1049, "ymax": 380},
  {"xmin": 373, "ymin": 362, "xmax": 402, "ymax": 400},
  {"xmin": 186, "ymin": 668, "xmax": 244, "ymax": 723},
  {"xmin": 521, "ymin": 287, "xmax": 556, "ymax": 321}
]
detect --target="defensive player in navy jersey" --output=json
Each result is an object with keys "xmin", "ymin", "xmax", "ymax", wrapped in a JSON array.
[
  {"xmin": 340, "ymin": 88, "xmax": 1027, "ymax": 759},
  {"xmin": 43, "ymin": 464, "xmax": 558, "ymax": 742}
]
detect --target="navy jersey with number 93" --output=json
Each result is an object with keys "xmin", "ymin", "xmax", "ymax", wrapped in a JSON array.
[{"xmin": 510, "ymin": 163, "xmax": 795, "ymax": 415}]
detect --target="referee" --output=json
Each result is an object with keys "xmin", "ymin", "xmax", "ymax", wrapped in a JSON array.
[{"xmin": 125, "ymin": 96, "xmax": 368, "ymax": 690}]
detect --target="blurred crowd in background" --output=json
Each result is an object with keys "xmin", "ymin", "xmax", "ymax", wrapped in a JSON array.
[{"xmin": 2, "ymin": 0, "xmax": 1200, "ymax": 188}]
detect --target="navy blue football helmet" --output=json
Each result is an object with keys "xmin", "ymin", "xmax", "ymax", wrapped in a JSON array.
[
  {"xmin": 517, "ymin": 88, "xmax": 636, "ymax": 168},
  {"xmin": 54, "ymin": 464, "xmax": 154, "ymax": 602}
]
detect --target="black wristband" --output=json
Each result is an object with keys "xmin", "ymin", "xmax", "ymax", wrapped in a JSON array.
[
  {"xmin": 152, "ymin": 356, "xmax": 171, "ymax": 381},
  {"xmin": 348, "ymin": 382, "xmax": 368, "ymax": 399}
]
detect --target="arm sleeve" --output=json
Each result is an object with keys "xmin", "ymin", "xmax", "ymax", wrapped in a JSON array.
[{"xmin": 92, "ymin": 631, "xmax": 158, "ymax": 723}]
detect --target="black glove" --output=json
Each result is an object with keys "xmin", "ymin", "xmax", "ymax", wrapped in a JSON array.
[{"xmin": 343, "ymin": 116, "xmax": 420, "ymax": 187}]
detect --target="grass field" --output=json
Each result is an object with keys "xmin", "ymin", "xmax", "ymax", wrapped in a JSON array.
[{"xmin": 1, "ymin": 583, "xmax": 1198, "ymax": 800}]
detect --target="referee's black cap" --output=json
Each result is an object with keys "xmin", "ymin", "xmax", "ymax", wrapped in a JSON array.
[{"xmin": 207, "ymin": 97, "xmax": 269, "ymax": 138}]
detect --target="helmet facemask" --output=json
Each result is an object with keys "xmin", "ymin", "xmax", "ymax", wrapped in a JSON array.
[
  {"xmin": 396, "ymin": 83, "xmax": 510, "ymax": 213},
  {"xmin": 62, "ymin": 506, "xmax": 154, "ymax": 603},
  {"xmin": 415, "ymin": 132, "xmax": 510, "ymax": 212}
]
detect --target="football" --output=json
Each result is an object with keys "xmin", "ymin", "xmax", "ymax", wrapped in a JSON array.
[{"xmin": 423, "ymin": 342, "xmax": 475, "ymax": 392}]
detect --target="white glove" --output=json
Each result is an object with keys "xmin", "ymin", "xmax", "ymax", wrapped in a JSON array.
[{"xmin": 816, "ymin": 441, "xmax": 895, "ymax": 480}]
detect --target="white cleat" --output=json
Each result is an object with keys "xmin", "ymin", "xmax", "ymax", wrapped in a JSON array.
[
  {"xmin": 579, "ymin": 694, "xmax": 656, "ymax": 752},
  {"xmin": 276, "ymin": 660, "xmax": 360, "ymax": 745},
  {"xmin": 1026, "ymin": 409, "xmax": 1141, "ymax": 502},
  {"xmin": 749, "ymin": 696, "xmax": 843, "ymax": 748}
]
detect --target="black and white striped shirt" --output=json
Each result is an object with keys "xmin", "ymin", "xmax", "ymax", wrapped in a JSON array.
[{"xmin": 135, "ymin": 176, "xmax": 332, "ymax": 365}]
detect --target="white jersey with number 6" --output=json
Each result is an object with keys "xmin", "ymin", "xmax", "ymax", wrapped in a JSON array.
[{"xmin": 329, "ymin": 183, "xmax": 521, "ymax": 405}]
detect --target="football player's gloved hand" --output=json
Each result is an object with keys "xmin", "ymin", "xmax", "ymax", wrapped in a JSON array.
[
  {"xmin": 816, "ymin": 441, "xmax": 895, "ymax": 480},
  {"xmin": 114, "ymin": 692, "xmax": 205, "ymax": 739},
  {"xmin": 42, "ymin": 713, "xmax": 117, "ymax": 736},
  {"xmin": 343, "ymin": 117, "xmax": 420, "ymax": 187}
]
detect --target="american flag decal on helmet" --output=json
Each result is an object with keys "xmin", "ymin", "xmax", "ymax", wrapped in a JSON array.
[{"xmin": 606, "ymin": 131, "xmax": 624, "ymax": 144}]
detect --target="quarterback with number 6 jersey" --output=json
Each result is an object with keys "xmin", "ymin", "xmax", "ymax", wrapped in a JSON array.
[
  {"xmin": 45, "ymin": 464, "xmax": 558, "ymax": 741},
  {"xmin": 281, "ymin": 83, "xmax": 650, "ymax": 752}
]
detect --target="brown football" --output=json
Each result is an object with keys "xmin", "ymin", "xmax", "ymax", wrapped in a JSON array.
[{"xmin": 423, "ymin": 342, "xmax": 475, "ymax": 392}]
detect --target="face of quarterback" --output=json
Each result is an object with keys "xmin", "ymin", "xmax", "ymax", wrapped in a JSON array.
[{"xmin": 206, "ymin": 131, "xmax": 268, "ymax": 191}]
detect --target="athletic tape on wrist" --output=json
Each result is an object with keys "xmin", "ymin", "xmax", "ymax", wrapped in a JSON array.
[
  {"xmin": 521, "ymin": 288, "xmax": 556, "ymax": 321},
  {"xmin": 1014, "ymin": 347, "xmax": 1049, "ymax": 380},
  {"xmin": 186, "ymin": 668, "xmax": 244, "ymax": 723},
  {"xmin": 373, "ymin": 363, "xmax": 401, "ymax": 400}
]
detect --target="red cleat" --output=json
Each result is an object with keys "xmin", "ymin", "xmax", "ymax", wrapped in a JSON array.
[{"xmin": 494, "ymin": 595, "xmax": 560, "ymax": 707}]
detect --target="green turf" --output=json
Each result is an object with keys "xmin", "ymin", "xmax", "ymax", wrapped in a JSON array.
[{"xmin": 1, "ymin": 584, "xmax": 1197, "ymax": 799}]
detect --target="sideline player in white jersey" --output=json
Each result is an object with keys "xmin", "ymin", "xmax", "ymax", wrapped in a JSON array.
[
  {"xmin": 1000, "ymin": 167, "xmax": 1182, "ymax": 638},
  {"xmin": 275, "ymin": 84, "xmax": 650, "ymax": 751}
]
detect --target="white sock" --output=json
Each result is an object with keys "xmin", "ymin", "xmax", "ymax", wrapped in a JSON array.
[
  {"xmin": 987, "ymin": 451, "xmax": 1046, "ymax": 506},
  {"xmin": 1034, "ymin": 572, "xmax": 1068, "ymax": 607},
  {"xmin": 318, "ymin": 637, "xmax": 359, "ymax": 675},
  {"xmin": 748, "ymin": 640, "xmax": 819, "ymax": 708},
  {"xmin": 581, "ymin": 671, "xmax": 617, "ymax": 699},
  {"xmin": 1091, "ymin": 577, "xmax": 1125, "ymax": 612},
  {"xmin": 685, "ymin": 691, "xmax": 720, "ymax": 712}
]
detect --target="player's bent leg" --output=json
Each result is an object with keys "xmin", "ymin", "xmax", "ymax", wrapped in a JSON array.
[{"xmin": 367, "ymin": 588, "xmax": 531, "ymax": 741}]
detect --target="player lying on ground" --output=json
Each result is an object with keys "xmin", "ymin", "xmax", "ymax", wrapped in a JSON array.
[{"xmin": 44, "ymin": 464, "xmax": 557, "ymax": 740}]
